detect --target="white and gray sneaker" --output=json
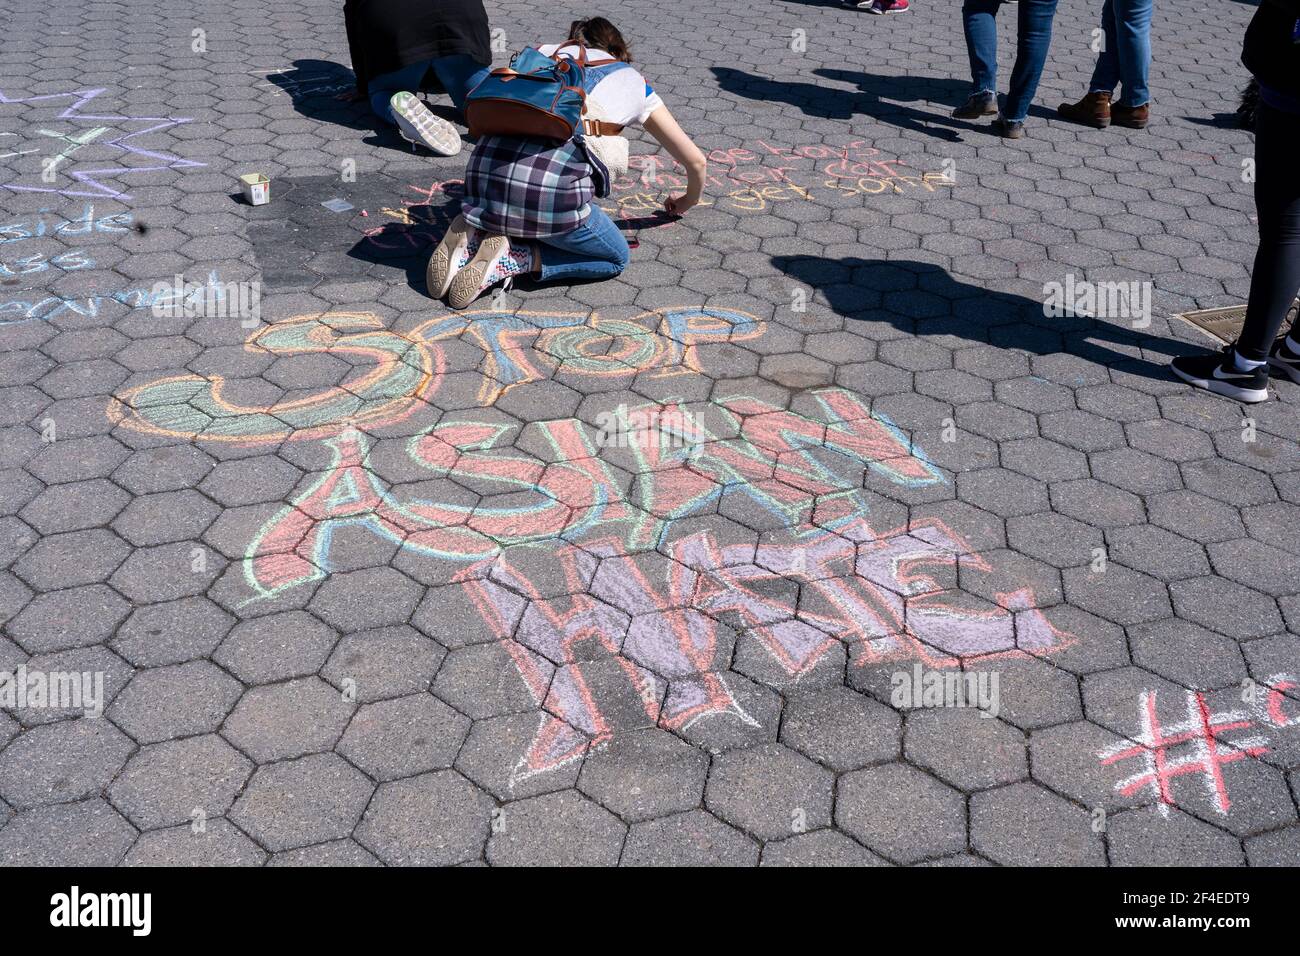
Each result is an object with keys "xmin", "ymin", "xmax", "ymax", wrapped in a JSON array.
[
  {"xmin": 389, "ymin": 91, "xmax": 462, "ymax": 156},
  {"xmin": 426, "ymin": 214, "xmax": 476, "ymax": 300},
  {"xmin": 1170, "ymin": 345, "xmax": 1269, "ymax": 403},
  {"xmin": 448, "ymin": 233, "xmax": 511, "ymax": 310}
]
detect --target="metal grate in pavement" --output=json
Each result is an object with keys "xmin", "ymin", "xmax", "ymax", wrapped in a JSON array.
[{"xmin": 1175, "ymin": 300, "xmax": 1299, "ymax": 344}]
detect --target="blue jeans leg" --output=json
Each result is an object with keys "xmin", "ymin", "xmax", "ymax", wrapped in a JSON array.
[
  {"xmin": 1089, "ymin": 0, "xmax": 1121, "ymax": 95},
  {"xmin": 368, "ymin": 56, "xmax": 490, "ymax": 121},
  {"xmin": 962, "ymin": 0, "xmax": 1001, "ymax": 95},
  {"xmin": 367, "ymin": 61, "xmax": 433, "ymax": 123},
  {"xmin": 430, "ymin": 55, "xmax": 490, "ymax": 114},
  {"xmin": 1089, "ymin": 0, "xmax": 1152, "ymax": 107},
  {"xmin": 1003, "ymin": 0, "xmax": 1060, "ymax": 122},
  {"xmin": 537, "ymin": 206, "xmax": 631, "ymax": 283}
]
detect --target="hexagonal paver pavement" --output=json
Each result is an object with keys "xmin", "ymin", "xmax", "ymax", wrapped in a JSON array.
[{"xmin": 0, "ymin": 0, "xmax": 1295, "ymax": 870}]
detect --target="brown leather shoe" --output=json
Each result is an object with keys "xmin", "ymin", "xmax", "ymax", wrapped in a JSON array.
[
  {"xmin": 1111, "ymin": 103, "xmax": 1149, "ymax": 129},
  {"xmin": 1057, "ymin": 91, "xmax": 1111, "ymax": 128}
]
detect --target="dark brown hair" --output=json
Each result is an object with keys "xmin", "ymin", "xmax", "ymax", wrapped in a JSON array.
[{"xmin": 566, "ymin": 17, "xmax": 632, "ymax": 63}]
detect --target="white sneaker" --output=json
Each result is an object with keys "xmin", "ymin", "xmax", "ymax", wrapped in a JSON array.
[
  {"xmin": 448, "ymin": 234, "xmax": 510, "ymax": 310},
  {"xmin": 389, "ymin": 91, "xmax": 462, "ymax": 156},
  {"xmin": 426, "ymin": 214, "xmax": 475, "ymax": 300}
]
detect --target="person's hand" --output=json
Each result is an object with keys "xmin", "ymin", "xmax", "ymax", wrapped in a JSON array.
[
  {"xmin": 664, "ymin": 194, "xmax": 698, "ymax": 217},
  {"xmin": 336, "ymin": 89, "xmax": 365, "ymax": 102}
]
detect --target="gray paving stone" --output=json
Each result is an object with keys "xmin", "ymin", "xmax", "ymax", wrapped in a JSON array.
[
  {"xmin": 705, "ymin": 742, "xmax": 834, "ymax": 841},
  {"xmin": 109, "ymin": 540, "xmax": 226, "ymax": 602},
  {"xmin": 108, "ymin": 734, "xmax": 253, "ymax": 830},
  {"xmin": 621, "ymin": 809, "xmax": 758, "ymax": 867},
  {"xmin": 338, "ymin": 693, "xmax": 471, "ymax": 781},
  {"xmin": 268, "ymin": 839, "xmax": 384, "ymax": 867},
  {"xmin": 432, "ymin": 639, "xmax": 548, "ymax": 720},
  {"xmin": 0, "ymin": 717, "xmax": 134, "ymax": 808},
  {"xmin": 321, "ymin": 625, "xmax": 445, "ymax": 702},
  {"xmin": 355, "ymin": 770, "xmax": 494, "ymax": 865},
  {"xmin": 1106, "ymin": 525, "xmax": 1211, "ymax": 582},
  {"xmin": 1169, "ymin": 576, "xmax": 1284, "ymax": 640},
  {"xmin": 970, "ymin": 782, "xmax": 1105, "ymax": 866},
  {"xmin": 230, "ymin": 753, "xmax": 374, "ymax": 852},
  {"xmin": 1062, "ymin": 564, "xmax": 1172, "ymax": 627},
  {"xmin": 778, "ymin": 685, "xmax": 901, "ymax": 771},
  {"xmin": 7, "ymin": 584, "xmax": 131, "ymax": 654},
  {"xmin": 904, "ymin": 708, "xmax": 1028, "ymax": 791},
  {"xmin": 223, "ymin": 677, "xmax": 354, "ymax": 762},
  {"xmin": 760, "ymin": 829, "xmax": 888, "ymax": 867},
  {"xmin": 488, "ymin": 790, "xmax": 626, "ymax": 866},
  {"xmin": 1128, "ymin": 618, "xmax": 1247, "ymax": 689},
  {"xmin": 0, "ymin": 798, "xmax": 137, "ymax": 866},
  {"xmin": 1029, "ymin": 720, "xmax": 1153, "ymax": 813},
  {"xmin": 123, "ymin": 819, "xmax": 267, "ymax": 867},
  {"xmin": 455, "ymin": 711, "xmax": 585, "ymax": 801},
  {"xmin": 836, "ymin": 762, "xmax": 966, "ymax": 863},
  {"xmin": 578, "ymin": 727, "xmax": 708, "ymax": 823},
  {"xmin": 13, "ymin": 528, "xmax": 130, "ymax": 590},
  {"xmin": 109, "ymin": 661, "xmax": 242, "ymax": 744},
  {"xmin": 213, "ymin": 610, "xmax": 338, "ymax": 683},
  {"xmin": 1244, "ymin": 827, "xmax": 1300, "ymax": 867},
  {"xmin": 112, "ymin": 597, "xmax": 236, "ymax": 667},
  {"xmin": 308, "ymin": 567, "xmax": 424, "ymax": 631},
  {"xmin": 1107, "ymin": 807, "xmax": 1246, "ymax": 867}
]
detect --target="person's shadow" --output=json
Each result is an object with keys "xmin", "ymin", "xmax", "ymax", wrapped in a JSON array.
[
  {"xmin": 772, "ymin": 254, "xmax": 1197, "ymax": 382},
  {"xmin": 347, "ymin": 193, "xmax": 462, "ymax": 292},
  {"xmin": 260, "ymin": 58, "xmax": 463, "ymax": 152},
  {"xmin": 711, "ymin": 66, "xmax": 979, "ymax": 142}
]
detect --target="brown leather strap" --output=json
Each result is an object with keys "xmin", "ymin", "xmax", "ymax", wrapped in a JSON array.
[
  {"xmin": 583, "ymin": 118, "xmax": 625, "ymax": 137},
  {"xmin": 549, "ymin": 42, "xmax": 620, "ymax": 69}
]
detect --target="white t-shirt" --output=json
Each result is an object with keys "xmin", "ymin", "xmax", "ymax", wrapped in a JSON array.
[{"xmin": 537, "ymin": 44, "xmax": 664, "ymax": 127}]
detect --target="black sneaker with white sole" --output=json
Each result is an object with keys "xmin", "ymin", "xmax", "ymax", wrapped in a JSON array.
[
  {"xmin": 1267, "ymin": 338, "xmax": 1300, "ymax": 384},
  {"xmin": 1169, "ymin": 345, "xmax": 1269, "ymax": 403}
]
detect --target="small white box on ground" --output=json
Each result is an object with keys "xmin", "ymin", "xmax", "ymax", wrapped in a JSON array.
[{"xmin": 239, "ymin": 173, "xmax": 271, "ymax": 206}]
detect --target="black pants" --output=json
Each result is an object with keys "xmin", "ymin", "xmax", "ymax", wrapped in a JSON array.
[{"xmin": 1237, "ymin": 101, "xmax": 1300, "ymax": 361}]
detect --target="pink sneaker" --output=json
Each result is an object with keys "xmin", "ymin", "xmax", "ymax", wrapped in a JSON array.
[{"xmin": 860, "ymin": 0, "xmax": 910, "ymax": 12}]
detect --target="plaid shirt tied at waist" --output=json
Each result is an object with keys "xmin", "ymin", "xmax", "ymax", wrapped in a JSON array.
[{"xmin": 460, "ymin": 134, "xmax": 599, "ymax": 239}]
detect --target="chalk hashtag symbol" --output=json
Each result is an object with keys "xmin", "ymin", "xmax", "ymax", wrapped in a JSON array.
[{"xmin": 1099, "ymin": 689, "xmax": 1269, "ymax": 817}]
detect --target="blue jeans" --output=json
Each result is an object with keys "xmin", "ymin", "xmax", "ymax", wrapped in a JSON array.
[
  {"xmin": 368, "ymin": 55, "xmax": 489, "ymax": 120},
  {"xmin": 962, "ymin": 0, "xmax": 1060, "ymax": 122},
  {"xmin": 537, "ymin": 205, "xmax": 630, "ymax": 282},
  {"xmin": 1088, "ymin": 0, "xmax": 1152, "ymax": 108}
]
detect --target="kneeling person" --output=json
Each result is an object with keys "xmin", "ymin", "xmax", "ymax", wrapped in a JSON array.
[{"xmin": 428, "ymin": 17, "xmax": 707, "ymax": 308}]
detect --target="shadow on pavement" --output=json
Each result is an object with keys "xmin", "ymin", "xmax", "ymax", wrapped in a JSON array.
[
  {"xmin": 262, "ymin": 58, "xmax": 463, "ymax": 152},
  {"xmin": 711, "ymin": 66, "xmax": 978, "ymax": 141},
  {"xmin": 772, "ymin": 254, "xmax": 1202, "ymax": 382}
]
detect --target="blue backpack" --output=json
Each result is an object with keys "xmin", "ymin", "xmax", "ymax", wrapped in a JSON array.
[{"xmin": 465, "ymin": 44, "xmax": 620, "ymax": 143}]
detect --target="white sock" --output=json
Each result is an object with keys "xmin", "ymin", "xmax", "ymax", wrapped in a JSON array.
[{"xmin": 1231, "ymin": 350, "xmax": 1266, "ymax": 372}]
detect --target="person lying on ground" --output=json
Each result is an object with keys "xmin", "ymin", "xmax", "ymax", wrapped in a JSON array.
[{"xmin": 426, "ymin": 17, "xmax": 708, "ymax": 309}]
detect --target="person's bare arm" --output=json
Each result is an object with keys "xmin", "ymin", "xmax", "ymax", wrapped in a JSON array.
[{"xmin": 643, "ymin": 106, "xmax": 707, "ymax": 216}]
